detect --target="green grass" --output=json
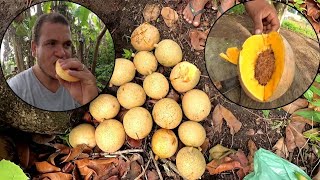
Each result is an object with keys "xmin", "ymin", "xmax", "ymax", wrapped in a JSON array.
[{"xmin": 281, "ymin": 19, "xmax": 317, "ymax": 39}]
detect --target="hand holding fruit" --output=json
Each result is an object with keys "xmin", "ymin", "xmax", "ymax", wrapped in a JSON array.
[{"xmin": 55, "ymin": 58, "xmax": 98, "ymax": 105}]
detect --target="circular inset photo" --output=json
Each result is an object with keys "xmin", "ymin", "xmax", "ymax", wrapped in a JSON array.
[
  {"xmin": 0, "ymin": 1, "xmax": 115, "ymax": 111},
  {"xmin": 205, "ymin": 3, "xmax": 320, "ymax": 109}
]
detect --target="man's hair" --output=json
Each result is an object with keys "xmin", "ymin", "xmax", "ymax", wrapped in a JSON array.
[{"xmin": 32, "ymin": 12, "xmax": 70, "ymax": 44}]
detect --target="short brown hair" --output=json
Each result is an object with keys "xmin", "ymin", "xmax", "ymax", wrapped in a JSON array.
[{"xmin": 32, "ymin": 12, "xmax": 70, "ymax": 44}]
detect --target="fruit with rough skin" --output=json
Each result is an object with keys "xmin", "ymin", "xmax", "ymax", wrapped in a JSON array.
[
  {"xmin": 69, "ymin": 124, "xmax": 96, "ymax": 148},
  {"xmin": 117, "ymin": 82, "xmax": 146, "ymax": 109},
  {"xmin": 89, "ymin": 94, "xmax": 120, "ymax": 122},
  {"xmin": 152, "ymin": 98, "xmax": 182, "ymax": 129},
  {"xmin": 133, "ymin": 51, "xmax": 158, "ymax": 75},
  {"xmin": 151, "ymin": 129, "xmax": 178, "ymax": 159},
  {"xmin": 110, "ymin": 58, "xmax": 136, "ymax": 86},
  {"xmin": 55, "ymin": 60, "xmax": 80, "ymax": 82},
  {"xmin": 131, "ymin": 23, "xmax": 160, "ymax": 51},
  {"xmin": 143, "ymin": 72, "xmax": 169, "ymax": 99},
  {"xmin": 154, "ymin": 39, "xmax": 183, "ymax": 67},
  {"xmin": 178, "ymin": 121, "xmax": 206, "ymax": 147}
]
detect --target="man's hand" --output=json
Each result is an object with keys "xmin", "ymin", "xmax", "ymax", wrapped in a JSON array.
[
  {"xmin": 56, "ymin": 59, "xmax": 98, "ymax": 105},
  {"xmin": 245, "ymin": 0, "xmax": 280, "ymax": 34}
]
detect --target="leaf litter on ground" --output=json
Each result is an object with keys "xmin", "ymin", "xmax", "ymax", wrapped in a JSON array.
[{"xmin": 212, "ymin": 104, "xmax": 242, "ymax": 135}]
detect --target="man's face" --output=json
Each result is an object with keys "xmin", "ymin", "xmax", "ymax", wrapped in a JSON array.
[{"xmin": 32, "ymin": 22, "xmax": 72, "ymax": 79}]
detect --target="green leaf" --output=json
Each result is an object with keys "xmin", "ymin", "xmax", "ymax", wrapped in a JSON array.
[
  {"xmin": 15, "ymin": 24, "xmax": 28, "ymax": 37},
  {"xmin": 262, "ymin": 110, "xmax": 270, "ymax": 118},
  {"xmin": 122, "ymin": 49, "xmax": 133, "ymax": 59},
  {"xmin": 294, "ymin": 110, "xmax": 320, "ymax": 122},
  {"xmin": 42, "ymin": 2, "xmax": 52, "ymax": 13},
  {"xmin": 311, "ymin": 100, "xmax": 320, "ymax": 107},
  {"xmin": 315, "ymin": 75, "xmax": 320, "ymax": 83},
  {"xmin": 0, "ymin": 160, "xmax": 28, "ymax": 180},
  {"xmin": 304, "ymin": 89, "xmax": 313, "ymax": 102},
  {"xmin": 303, "ymin": 128, "xmax": 320, "ymax": 142},
  {"xmin": 74, "ymin": 6, "xmax": 90, "ymax": 27},
  {"xmin": 310, "ymin": 85, "xmax": 320, "ymax": 96}
]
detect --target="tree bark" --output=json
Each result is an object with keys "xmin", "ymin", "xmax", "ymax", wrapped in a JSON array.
[{"xmin": 9, "ymin": 27, "xmax": 24, "ymax": 73}]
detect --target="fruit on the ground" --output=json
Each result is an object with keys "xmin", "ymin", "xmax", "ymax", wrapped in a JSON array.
[
  {"xmin": 69, "ymin": 124, "xmax": 96, "ymax": 148},
  {"xmin": 238, "ymin": 31, "xmax": 295, "ymax": 102},
  {"xmin": 55, "ymin": 60, "xmax": 80, "ymax": 82},
  {"xmin": 133, "ymin": 51, "xmax": 158, "ymax": 75},
  {"xmin": 219, "ymin": 47, "xmax": 240, "ymax": 65},
  {"xmin": 176, "ymin": 147, "xmax": 206, "ymax": 180},
  {"xmin": 89, "ymin": 94, "xmax": 120, "ymax": 122},
  {"xmin": 154, "ymin": 39, "xmax": 183, "ymax": 67},
  {"xmin": 95, "ymin": 119, "xmax": 125, "ymax": 153},
  {"xmin": 170, "ymin": 61, "xmax": 201, "ymax": 93},
  {"xmin": 178, "ymin": 121, "xmax": 206, "ymax": 147},
  {"xmin": 110, "ymin": 58, "xmax": 136, "ymax": 86},
  {"xmin": 152, "ymin": 98, "xmax": 182, "ymax": 129},
  {"xmin": 131, "ymin": 23, "xmax": 160, "ymax": 51},
  {"xmin": 151, "ymin": 129, "xmax": 178, "ymax": 159},
  {"xmin": 182, "ymin": 89, "xmax": 211, "ymax": 122},
  {"xmin": 117, "ymin": 82, "xmax": 146, "ymax": 109},
  {"xmin": 123, "ymin": 107, "xmax": 153, "ymax": 140},
  {"xmin": 143, "ymin": 72, "xmax": 169, "ymax": 99}
]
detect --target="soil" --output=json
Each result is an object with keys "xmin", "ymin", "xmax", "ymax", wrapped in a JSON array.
[
  {"xmin": 254, "ymin": 49, "xmax": 276, "ymax": 86},
  {"xmin": 0, "ymin": 0, "xmax": 319, "ymax": 179}
]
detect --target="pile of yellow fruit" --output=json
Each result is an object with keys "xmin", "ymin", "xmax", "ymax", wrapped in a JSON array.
[{"xmin": 69, "ymin": 23, "xmax": 212, "ymax": 180}]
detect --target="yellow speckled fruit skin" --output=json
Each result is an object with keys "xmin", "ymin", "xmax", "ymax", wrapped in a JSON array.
[
  {"xmin": 117, "ymin": 82, "xmax": 146, "ymax": 109},
  {"xmin": 133, "ymin": 51, "xmax": 158, "ymax": 75},
  {"xmin": 178, "ymin": 121, "xmax": 206, "ymax": 147},
  {"xmin": 110, "ymin": 58, "xmax": 136, "ymax": 86},
  {"xmin": 170, "ymin": 61, "xmax": 201, "ymax": 93},
  {"xmin": 95, "ymin": 119, "xmax": 125, "ymax": 153},
  {"xmin": 131, "ymin": 23, "xmax": 160, "ymax": 51},
  {"xmin": 152, "ymin": 98, "xmax": 182, "ymax": 129},
  {"xmin": 176, "ymin": 147, "xmax": 206, "ymax": 180},
  {"xmin": 69, "ymin": 124, "xmax": 96, "ymax": 148},
  {"xmin": 89, "ymin": 94, "xmax": 120, "ymax": 122},
  {"xmin": 155, "ymin": 39, "xmax": 183, "ymax": 67},
  {"xmin": 55, "ymin": 61, "xmax": 80, "ymax": 82},
  {"xmin": 182, "ymin": 89, "xmax": 211, "ymax": 122},
  {"xmin": 143, "ymin": 72, "xmax": 169, "ymax": 99},
  {"xmin": 151, "ymin": 129, "xmax": 178, "ymax": 159},
  {"xmin": 123, "ymin": 107, "xmax": 153, "ymax": 140}
]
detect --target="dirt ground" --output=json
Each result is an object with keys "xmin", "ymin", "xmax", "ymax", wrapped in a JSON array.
[{"xmin": 0, "ymin": 0, "xmax": 319, "ymax": 179}]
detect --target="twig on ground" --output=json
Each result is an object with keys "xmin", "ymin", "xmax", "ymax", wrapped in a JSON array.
[
  {"xmin": 92, "ymin": 149, "xmax": 144, "ymax": 157},
  {"xmin": 160, "ymin": 159, "xmax": 185, "ymax": 178},
  {"xmin": 134, "ymin": 157, "xmax": 151, "ymax": 180},
  {"xmin": 264, "ymin": 122, "xmax": 273, "ymax": 149},
  {"xmin": 150, "ymin": 150, "xmax": 163, "ymax": 180}
]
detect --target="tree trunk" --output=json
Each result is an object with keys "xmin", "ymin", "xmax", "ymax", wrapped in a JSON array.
[
  {"xmin": 9, "ymin": 27, "xmax": 24, "ymax": 73},
  {"xmin": 91, "ymin": 25, "xmax": 107, "ymax": 75},
  {"xmin": 274, "ymin": 2, "xmax": 286, "ymax": 26}
]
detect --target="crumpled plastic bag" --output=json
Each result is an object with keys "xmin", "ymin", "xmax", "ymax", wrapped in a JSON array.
[{"xmin": 244, "ymin": 148, "xmax": 311, "ymax": 180}]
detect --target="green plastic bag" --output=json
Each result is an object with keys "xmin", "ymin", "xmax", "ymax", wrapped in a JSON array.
[{"xmin": 244, "ymin": 148, "xmax": 311, "ymax": 180}]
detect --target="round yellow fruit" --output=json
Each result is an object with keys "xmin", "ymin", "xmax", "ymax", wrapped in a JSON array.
[
  {"xmin": 133, "ymin": 51, "xmax": 158, "ymax": 75},
  {"xmin": 143, "ymin": 72, "xmax": 169, "ymax": 99},
  {"xmin": 182, "ymin": 89, "xmax": 211, "ymax": 122},
  {"xmin": 95, "ymin": 119, "xmax": 125, "ymax": 153},
  {"xmin": 55, "ymin": 60, "xmax": 80, "ymax": 82},
  {"xmin": 170, "ymin": 61, "xmax": 201, "ymax": 93},
  {"xmin": 117, "ymin": 82, "xmax": 146, "ymax": 109},
  {"xmin": 110, "ymin": 58, "xmax": 136, "ymax": 86},
  {"xmin": 151, "ymin": 129, "xmax": 178, "ymax": 159},
  {"xmin": 69, "ymin": 123, "xmax": 96, "ymax": 148},
  {"xmin": 123, "ymin": 107, "xmax": 153, "ymax": 140},
  {"xmin": 155, "ymin": 39, "xmax": 183, "ymax": 67},
  {"xmin": 152, "ymin": 98, "xmax": 182, "ymax": 129},
  {"xmin": 89, "ymin": 94, "xmax": 120, "ymax": 122},
  {"xmin": 176, "ymin": 147, "xmax": 206, "ymax": 180},
  {"xmin": 178, "ymin": 121, "xmax": 206, "ymax": 147},
  {"xmin": 131, "ymin": 23, "xmax": 160, "ymax": 51}
]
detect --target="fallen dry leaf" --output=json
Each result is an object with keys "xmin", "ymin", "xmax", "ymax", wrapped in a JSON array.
[
  {"xmin": 125, "ymin": 161, "xmax": 142, "ymax": 179},
  {"xmin": 230, "ymin": 150, "xmax": 250, "ymax": 179},
  {"xmin": 285, "ymin": 121, "xmax": 308, "ymax": 152},
  {"xmin": 126, "ymin": 136, "xmax": 143, "ymax": 148},
  {"xmin": 200, "ymin": 138, "xmax": 210, "ymax": 154},
  {"xmin": 212, "ymin": 104, "xmax": 242, "ymax": 135},
  {"xmin": 35, "ymin": 161, "xmax": 61, "ymax": 174},
  {"xmin": 206, "ymin": 156, "xmax": 242, "ymax": 175},
  {"xmin": 291, "ymin": 114, "xmax": 317, "ymax": 126},
  {"xmin": 147, "ymin": 169, "xmax": 159, "ymax": 180},
  {"xmin": 273, "ymin": 137, "xmax": 289, "ymax": 158},
  {"xmin": 16, "ymin": 139, "xmax": 30, "ymax": 169},
  {"xmin": 247, "ymin": 139, "xmax": 257, "ymax": 169},
  {"xmin": 161, "ymin": 7, "xmax": 178, "ymax": 28},
  {"xmin": 75, "ymin": 158, "xmax": 119, "ymax": 179},
  {"xmin": 37, "ymin": 172, "xmax": 72, "ymax": 180},
  {"xmin": 209, "ymin": 144, "xmax": 235, "ymax": 160},
  {"xmin": 282, "ymin": 98, "xmax": 309, "ymax": 114},
  {"xmin": 166, "ymin": 89, "xmax": 180, "ymax": 102},
  {"xmin": 189, "ymin": 29, "xmax": 209, "ymax": 51},
  {"xmin": 60, "ymin": 144, "xmax": 91, "ymax": 163},
  {"xmin": 143, "ymin": 3, "xmax": 161, "ymax": 22}
]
